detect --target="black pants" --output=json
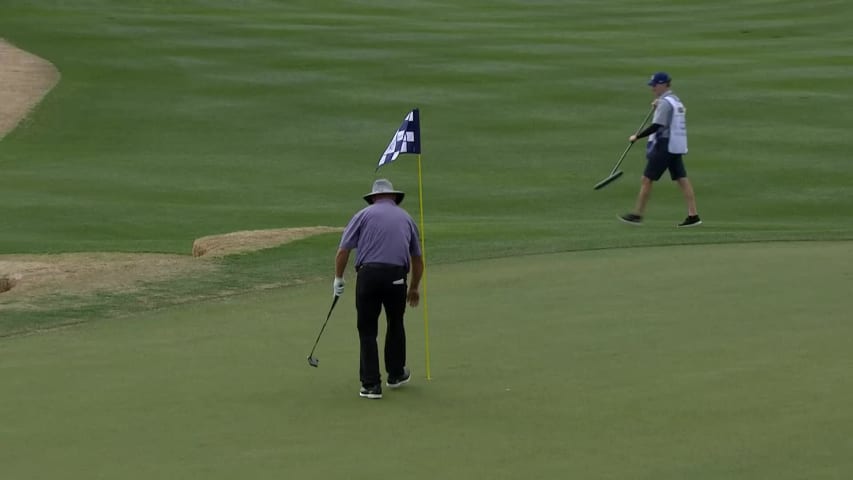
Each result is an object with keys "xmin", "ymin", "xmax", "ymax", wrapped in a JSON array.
[{"xmin": 356, "ymin": 263, "xmax": 408, "ymax": 387}]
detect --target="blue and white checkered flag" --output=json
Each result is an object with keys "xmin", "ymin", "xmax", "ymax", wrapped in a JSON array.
[{"xmin": 377, "ymin": 109, "xmax": 420, "ymax": 170}]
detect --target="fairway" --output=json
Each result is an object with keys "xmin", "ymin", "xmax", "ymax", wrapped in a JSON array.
[
  {"xmin": 2, "ymin": 0, "xmax": 853, "ymax": 478},
  {"xmin": 2, "ymin": 242, "xmax": 851, "ymax": 479}
]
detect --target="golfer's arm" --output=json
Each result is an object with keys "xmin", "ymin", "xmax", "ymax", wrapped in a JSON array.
[
  {"xmin": 409, "ymin": 255, "xmax": 424, "ymax": 290},
  {"xmin": 335, "ymin": 248, "xmax": 350, "ymax": 278}
]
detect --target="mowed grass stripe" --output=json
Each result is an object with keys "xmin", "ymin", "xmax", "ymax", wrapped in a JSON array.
[{"xmin": 0, "ymin": 0, "xmax": 851, "ymax": 325}]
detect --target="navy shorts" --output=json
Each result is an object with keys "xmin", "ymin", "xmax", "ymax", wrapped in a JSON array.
[{"xmin": 644, "ymin": 139, "xmax": 687, "ymax": 181}]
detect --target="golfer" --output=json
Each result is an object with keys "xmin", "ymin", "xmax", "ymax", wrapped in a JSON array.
[
  {"xmin": 334, "ymin": 179, "xmax": 423, "ymax": 399},
  {"xmin": 620, "ymin": 72, "xmax": 702, "ymax": 227}
]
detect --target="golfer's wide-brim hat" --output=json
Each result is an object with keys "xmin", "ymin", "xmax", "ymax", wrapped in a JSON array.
[{"xmin": 363, "ymin": 178, "xmax": 405, "ymax": 205}]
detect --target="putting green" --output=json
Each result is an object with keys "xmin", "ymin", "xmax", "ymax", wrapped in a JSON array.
[{"xmin": 2, "ymin": 241, "xmax": 851, "ymax": 479}]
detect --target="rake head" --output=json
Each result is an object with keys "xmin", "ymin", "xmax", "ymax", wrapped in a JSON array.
[{"xmin": 593, "ymin": 170, "xmax": 624, "ymax": 190}]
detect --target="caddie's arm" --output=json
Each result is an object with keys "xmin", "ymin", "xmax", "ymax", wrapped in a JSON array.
[{"xmin": 631, "ymin": 123, "xmax": 662, "ymax": 142}]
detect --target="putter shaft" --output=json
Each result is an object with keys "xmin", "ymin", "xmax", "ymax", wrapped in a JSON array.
[{"xmin": 306, "ymin": 295, "xmax": 340, "ymax": 366}]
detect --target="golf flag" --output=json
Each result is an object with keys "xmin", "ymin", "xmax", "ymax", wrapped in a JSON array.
[
  {"xmin": 377, "ymin": 109, "xmax": 420, "ymax": 170},
  {"xmin": 374, "ymin": 108, "xmax": 432, "ymax": 380}
]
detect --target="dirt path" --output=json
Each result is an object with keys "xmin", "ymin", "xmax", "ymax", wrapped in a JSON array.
[
  {"xmin": 0, "ymin": 226, "xmax": 343, "ymax": 310},
  {"xmin": 0, "ymin": 39, "xmax": 60, "ymax": 139}
]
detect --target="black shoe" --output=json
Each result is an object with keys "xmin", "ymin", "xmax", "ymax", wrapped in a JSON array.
[
  {"xmin": 619, "ymin": 213, "xmax": 643, "ymax": 225},
  {"xmin": 677, "ymin": 215, "xmax": 702, "ymax": 228},
  {"xmin": 386, "ymin": 368, "xmax": 411, "ymax": 389},
  {"xmin": 359, "ymin": 384, "xmax": 382, "ymax": 399}
]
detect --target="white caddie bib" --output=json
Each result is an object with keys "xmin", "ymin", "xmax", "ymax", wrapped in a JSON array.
[{"xmin": 663, "ymin": 95, "xmax": 688, "ymax": 154}]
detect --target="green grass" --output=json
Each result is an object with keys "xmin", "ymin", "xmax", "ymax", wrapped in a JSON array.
[
  {"xmin": 2, "ymin": 242, "xmax": 852, "ymax": 479},
  {"xmin": 1, "ymin": 0, "xmax": 852, "ymax": 477},
  {"xmin": 2, "ymin": 0, "xmax": 851, "ymax": 325},
  {"xmin": 1, "ymin": 0, "xmax": 851, "ymax": 257}
]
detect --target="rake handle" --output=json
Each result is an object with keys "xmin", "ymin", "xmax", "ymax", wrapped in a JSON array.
[{"xmin": 611, "ymin": 104, "xmax": 656, "ymax": 174}]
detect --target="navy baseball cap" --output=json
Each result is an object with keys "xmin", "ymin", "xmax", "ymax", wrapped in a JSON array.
[{"xmin": 647, "ymin": 72, "xmax": 671, "ymax": 86}]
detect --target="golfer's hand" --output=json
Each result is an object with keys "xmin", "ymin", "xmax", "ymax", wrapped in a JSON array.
[
  {"xmin": 651, "ymin": 99, "xmax": 659, "ymax": 107},
  {"xmin": 629, "ymin": 134, "xmax": 638, "ymax": 143},
  {"xmin": 333, "ymin": 277, "xmax": 345, "ymax": 296},
  {"xmin": 407, "ymin": 288, "xmax": 420, "ymax": 307}
]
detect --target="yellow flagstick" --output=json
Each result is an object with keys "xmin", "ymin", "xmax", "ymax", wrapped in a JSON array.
[{"xmin": 416, "ymin": 154, "xmax": 431, "ymax": 380}]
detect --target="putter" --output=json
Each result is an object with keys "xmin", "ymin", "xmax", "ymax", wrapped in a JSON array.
[
  {"xmin": 593, "ymin": 105, "xmax": 656, "ymax": 190},
  {"xmin": 307, "ymin": 294, "xmax": 340, "ymax": 367}
]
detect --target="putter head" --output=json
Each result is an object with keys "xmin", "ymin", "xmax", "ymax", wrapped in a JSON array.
[
  {"xmin": 593, "ymin": 170, "xmax": 624, "ymax": 190},
  {"xmin": 307, "ymin": 355, "xmax": 319, "ymax": 367}
]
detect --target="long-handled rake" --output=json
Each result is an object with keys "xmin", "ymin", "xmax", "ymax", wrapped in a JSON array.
[
  {"xmin": 306, "ymin": 294, "xmax": 340, "ymax": 367},
  {"xmin": 594, "ymin": 105, "xmax": 656, "ymax": 190}
]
